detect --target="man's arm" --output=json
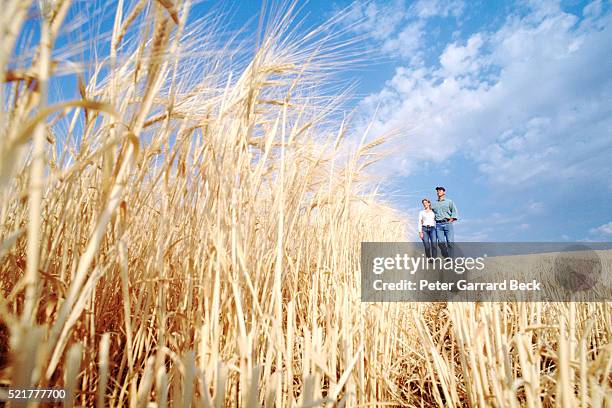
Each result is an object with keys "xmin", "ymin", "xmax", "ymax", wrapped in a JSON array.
[{"xmin": 449, "ymin": 200, "xmax": 459, "ymax": 221}]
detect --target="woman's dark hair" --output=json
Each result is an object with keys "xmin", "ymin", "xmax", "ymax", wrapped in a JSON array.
[{"xmin": 422, "ymin": 198, "xmax": 431, "ymax": 204}]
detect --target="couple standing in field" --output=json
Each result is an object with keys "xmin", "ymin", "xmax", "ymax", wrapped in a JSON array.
[{"xmin": 418, "ymin": 186, "xmax": 459, "ymax": 260}]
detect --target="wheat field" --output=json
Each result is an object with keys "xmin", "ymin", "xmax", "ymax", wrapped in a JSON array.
[{"xmin": 0, "ymin": 0, "xmax": 610, "ymax": 406}]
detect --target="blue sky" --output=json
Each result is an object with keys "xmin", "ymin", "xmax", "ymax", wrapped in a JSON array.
[
  {"xmin": 21, "ymin": 0, "xmax": 612, "ymax": 242},
  {"xmin": 295, "ymin": 0, "xmax": 611, "ymax": 242}
]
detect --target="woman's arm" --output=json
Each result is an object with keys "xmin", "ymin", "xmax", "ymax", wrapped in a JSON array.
[{"xmin": 418, "ymin": 211, "xmax": 424, "ymax": 233}]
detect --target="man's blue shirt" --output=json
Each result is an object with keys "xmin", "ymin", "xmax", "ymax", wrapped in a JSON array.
[{"xmin": 431, "ymin": 198, "xmax": 459, "ymax": 221}]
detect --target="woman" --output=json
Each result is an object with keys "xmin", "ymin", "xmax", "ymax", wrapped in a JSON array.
[{"xmin": 418, "ymin": 198, "xmax": 437, "ymax": 260}]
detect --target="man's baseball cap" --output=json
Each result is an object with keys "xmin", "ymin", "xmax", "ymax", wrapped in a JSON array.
[{"xmin": 435, "ymin": 186, "xmax": 446, "ymax": 191}]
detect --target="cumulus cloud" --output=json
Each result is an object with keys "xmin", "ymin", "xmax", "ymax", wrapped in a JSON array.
[
  {"xmin": 591, "ymin": 221, "xmax": 612, "ymax": 235},
  {"xmin": 439, "ymin": 34, "xmax": 484, "ymax": 76},
  {"xmin": 359, "ymin": 1, "xmax": 612, "ymax": 187}
]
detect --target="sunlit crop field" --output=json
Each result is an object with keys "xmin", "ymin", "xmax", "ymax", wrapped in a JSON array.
[{"xmin": 0, "ymin": 0, "xmax": 610, "ymax": 406}]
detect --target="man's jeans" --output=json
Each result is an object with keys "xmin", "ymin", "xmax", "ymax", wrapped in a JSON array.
[
  {"xmin": 436, "ymin": 221, "xmax": 454, "ymax": 258},
  {"xmin": 421, "ymin": 226, "xmax": 437, "ymax": 258}
]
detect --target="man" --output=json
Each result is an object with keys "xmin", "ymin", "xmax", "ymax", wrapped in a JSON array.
[{"xmin": 431, "ymin": 186, "xmax": 459, "ymax": 258}]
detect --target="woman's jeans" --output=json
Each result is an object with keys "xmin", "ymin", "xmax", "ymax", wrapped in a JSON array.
[
  {"xmin": 436, "ymin": 221, "xmax": 454, "ymax": 258},
  {"xmin": 421, "ymin": 226, "xmax": 437, "ymax": 258}
]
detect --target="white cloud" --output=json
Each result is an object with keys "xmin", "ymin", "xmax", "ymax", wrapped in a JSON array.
[
  {"xmin": 344, "ymin": 0, "xmax": 465, "ymax": 61},
  {"xmin": 583, "ymin": 0, "xmax": 603, "ymax": 19},
  {"xmin": 359, "ymin": 1, "xmax": 612, "ymax": 187},
  {"xmin": 440, "ymin": 34, "xmax": 484, "ymax": 76},
  {"xmin": 591, "ymin": 221, "xmax": 612, "ymax": 235},
  {"xmin": 381, "ymin": 21, "xmax": 426, "ymax": 59},
  {"xmin": 345, "ymin": 1, "xmax": 407, "ymax": 41},
  {"xmin": 412, "ymin": 0, "xmax": 465, "ymax": 19}
]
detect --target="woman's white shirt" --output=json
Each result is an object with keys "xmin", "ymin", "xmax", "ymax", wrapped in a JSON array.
[{"xmin": 418, "ymin": 209, "xmax": 436, "ymax": 232}]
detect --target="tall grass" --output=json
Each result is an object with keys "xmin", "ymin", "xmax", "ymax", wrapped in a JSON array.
[{"xmin": 0, "ymin": 0, "xmax": 610, "ymax": 406}]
